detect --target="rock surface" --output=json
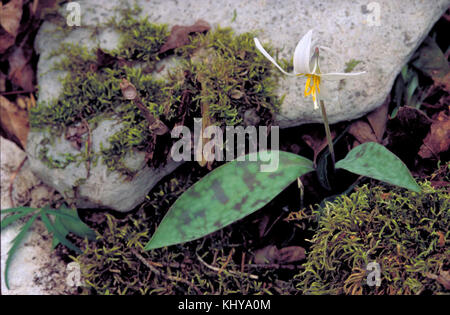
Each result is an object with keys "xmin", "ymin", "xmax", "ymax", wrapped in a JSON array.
[
  {"xmin": 31, "ymin": 0, "xmax": 448, "ymax": 212},
  {"xmin": 1, "ymin": 137, "xmax": 75, "ymax": 295},
  {"xmin": 28, "ymin": 119, "xmax": 181, "ymax": 212},
  {"xmin": 38, "ymin": 0, "xmax": 449, "ymax": 127}
]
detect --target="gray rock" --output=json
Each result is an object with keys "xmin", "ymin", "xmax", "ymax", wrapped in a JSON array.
[
  {"xmin": 38, "ymin": 0, "xmax": 448, "ymax": 128},
  {"xmin": 31, "ymin": 0, "xmax": 448, "ymax": 211},
  {"xmin": 27, "ymin": 119, "xmax": 181, "ymax": 212}
]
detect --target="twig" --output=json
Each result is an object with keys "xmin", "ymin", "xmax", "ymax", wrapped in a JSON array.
[
  {"xmin": 196, "ymin": 253, "xmax": 259, "ymax": 280},
  {"xmin": 218, "ymin": 248, "xmax": 234, "ymax": 275},
  {"xmin": 0, "ymin": 90, "xmax": 36, "ymax": 96},
  {"xmin": 81, "ymin": 118, "xmax": 92, "ymax": 178},
  {"xmin": 9, "ymin": 156, "xmax": 28, "ymax": 208}
]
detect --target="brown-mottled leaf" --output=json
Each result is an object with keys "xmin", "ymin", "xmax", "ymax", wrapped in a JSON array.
[
  {"xmin": 159, "ymin": 19, "xmax": 210, "ymax": 54},
  {"xmin": 8, "ymin": 46, "xmax": 34, "ymax": 91},
  {"xmin": 145, "ymin": 151, "xmax": 314, "ymax": 250},
  {"xmin": 418, "ymin": 111, "xmax": 450, "ymax": 159},
  {"xmin": 0, "ymin": 95, "xmax": 29, "ymax": 148},
  {"xmin": 0, "ymin": 0, "xmax": 23, "ymax": 37}
]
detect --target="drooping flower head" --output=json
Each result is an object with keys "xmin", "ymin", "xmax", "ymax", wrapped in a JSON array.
[{"xmin": 254, "ymin": 30, "xmax": 365, "ymax": 109}]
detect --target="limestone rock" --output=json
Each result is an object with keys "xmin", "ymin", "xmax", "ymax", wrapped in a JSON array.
[{"xmin": 38, "ymin": 0, "xmax": 449, "ymax": 127}]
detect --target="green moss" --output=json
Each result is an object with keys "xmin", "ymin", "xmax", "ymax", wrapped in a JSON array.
[
  {"xmin": 290, "ymin": 181, "xmax": 449, "ymax": 295},
  {"xmin": 30, "ymin": 8, "xmax": 282, "ymax": 175},
  {"xmin": 39, "ymin": 146, "xmax": 78, "ymax": 169},
  {"xmin": 344, "ymin": 59, "xmax": 362, "ymax": 73}
]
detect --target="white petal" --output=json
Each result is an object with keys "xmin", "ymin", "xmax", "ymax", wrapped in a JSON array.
[
  {"xmin": 319, "ymin": 72, "xmax": 366, "ymax": 80},
  {"xmin": 293, "ymin": 29, "xmax": 313, "ymax": 74},
  {"xmin": 254, "ymin": 38, "xmax": 294, "ymax": 76}
]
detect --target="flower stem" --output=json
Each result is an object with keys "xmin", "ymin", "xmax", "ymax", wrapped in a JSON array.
[{"xmin": 319, "ymin": 100, "xmax": 335, "ymax": 167}]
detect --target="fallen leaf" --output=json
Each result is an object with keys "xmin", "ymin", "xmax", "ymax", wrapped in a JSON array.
[
  {"xmin": 348, "ymin": 120, "xmax": 378, "ymax": 144},
  {"xmin": 427, "ymin": 270, "xmax": 450, "ymax": 290},
  {"xmin": 0, "ymin": 71, "xmax": 6, "ymax": 92},
  {"xmin": 0, "ymin": 28, "xmax": 15, "ymax": 53},
  {"xmin": 366, "ymin": 96, "xmax": 389, "ymax": 142},
  {"xmin": 418, "ymin": 110, "xmax": 450, "ymax": 158},
  {"xmin": 8, "ymin": 46, "xmax": 35, "ymax": 91},
  {"xmin": 0, "ymin": 95, "xmax": 29, "ymax": 148},
  {"xmin": 412, "ymin": 36, "xmax": 450, "ymax": 93},
  {"xmin": 437, "ymin": 231, "xmax": 445, "ymax": 247},
  {"xmin": 253, "ymin": 245, "xmax": 306, "ymax": 264},
  {"xmin": 0, "ymin": 0, "xmax": 23, "ymax": 37},
  {"xmin": 254, "ymin": 245, "xmax": 278, "ymax": 264},
  {"xmin": 277, "ymin": 246, "xmax": 306, "ymax": 264},
  {"xmin": 65, "ymin": 122, "xmax": 88, "ymax": 150},
  {"xmin": 159, "ymin": 19, "xmax": 210, "ymax": 54},
  {"xmin": 302, "ymin": 129, "xmax": 336, "ymax": 164},
  {"xmin": 119, "ymin": 78, "xmax": 137, "ymax": 100}
]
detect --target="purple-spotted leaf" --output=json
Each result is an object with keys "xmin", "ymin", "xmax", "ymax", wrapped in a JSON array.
[{"xmin": 145, "ymin": 150, "xmax": 314, "ymax": 250}]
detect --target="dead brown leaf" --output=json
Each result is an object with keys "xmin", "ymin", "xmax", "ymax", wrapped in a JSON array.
[
  {"xmin": 349, "ymin": 98, "xmax": 389, "ymax": 145},
  {"xmin": 348, "ymin": 120, "xmax": 378, "ymax": 144},
  {"xmin": 0, "ymin": 71, "xmax": 6, "ymax": 92},
  {"xmin": 0, "ymin": 94, "xmax": 29, "ymax": 148},
  {"xmin": 0, "ymin": 27, "xmax": 15, "ymax": 53},
  {"xmin": 254, "ymin": 245, "xmax": 278, "ymax": 264},
  {"xmin": 418, "ymin": 110, "xmax": 450, "ymax": 158},
  {"xmin": 427, "ymin": 270, "xmax": 450, "ymax": 290},
  {"xmin": 253, "ymin": 245, "xmax": 305, "ymax": 265},
  {"xmin": 366, "ymin": 96, "xmax": 389, "ymax": 142},
  {"xmin": 159, "ymin": 19, "xmax": 210, "ymax": 54},
  {"xmin": 65, "ymin": 122, "xmax": 88, "ymax": 150},
  {"xmin": 302, "ymin": 129, "xmax": 336, "ymax": 164},
  {"xmin": 0, "ymin": 0, "xmax": 23, "ymax": 37},
  {"xmin": 8, "ymin": 46, "xmax": 35, "ymax": 91},
  {"xmin": 277, "ymin": 246, "xmax": 306, "ymax": 264}
]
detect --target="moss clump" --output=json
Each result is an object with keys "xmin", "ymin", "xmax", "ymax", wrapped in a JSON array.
[
  {"xmin": 30, "ymin": 7, "xmax": 282, "ymax": 175},
  {"xmin": 290, "ymin": 181, "xmax": 449, "ymax": 295}
]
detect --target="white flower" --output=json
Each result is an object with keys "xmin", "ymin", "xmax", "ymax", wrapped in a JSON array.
[{"xmin": 254, "ymin": 30, "xmax": 365, "ymax": 109}]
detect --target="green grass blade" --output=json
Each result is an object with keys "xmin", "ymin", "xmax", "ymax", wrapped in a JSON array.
[
  {"xmin": 1, "ymin": 207, "xmax": 37, "ymax": 214},
  {"xmin": 43, "ymin": 207, "xmax": 96, "ymax": 240},
  {"xmin": 145, "ymin": 150, "xmax": 314, "ymax": 250},
  {"xmin": 335, "ymin": 142, "xmax": 420, "ymax": 192},
  {"xmin": 4, "ymin": 213, "xmax": 39, "ymax": 290},
  {"xmin": 1, "ymin": 208, "xmax": 37, "ymax": 230},
  {"xmin": 51, "ymin": 215, "xmax": 70, "ymax": 249},
  {"xmin": 40, "ymin": 213, "xmax": 82, "ymax": 254}
]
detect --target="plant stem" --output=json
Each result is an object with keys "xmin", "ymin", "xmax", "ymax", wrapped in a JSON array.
[{"xmin": 319, "ymin": 100, "xmax": 335, "ymax": 167}]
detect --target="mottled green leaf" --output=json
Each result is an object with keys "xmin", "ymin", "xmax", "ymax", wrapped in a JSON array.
[
  {"xmin": 335, "ymin": 142, "xmax": 420, "ymax": 192},
  {"xmin": 145, "ymin": 150, "xmax": 314, "ymax": 250}
]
